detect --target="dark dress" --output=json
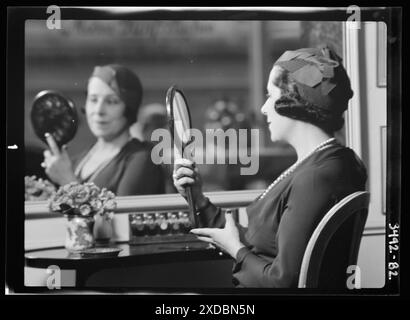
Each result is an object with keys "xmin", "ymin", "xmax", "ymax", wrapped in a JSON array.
[
  {"xmin": 198, "ymin": 143, "xmax": 367, "ymax": 288},
  {"xmin": 73, "ymin": 138, "xmax": 165, "ymax": 196}
]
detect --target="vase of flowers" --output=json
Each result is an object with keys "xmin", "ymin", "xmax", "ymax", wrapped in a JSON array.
[{"xmin": 48, "ymin": 182, "xmax": 117, "ymax": 252}]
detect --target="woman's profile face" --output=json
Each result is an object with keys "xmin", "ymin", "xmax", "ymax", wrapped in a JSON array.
[
  {"xmin": 261, "ymin": 66, "xmax": 295, "ymax": 143},
  {"xmin": 85, "ymin": 77, "xmax": 128, "ymax": 141}
]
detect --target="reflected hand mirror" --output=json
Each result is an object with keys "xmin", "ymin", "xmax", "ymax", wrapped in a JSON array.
[
  {"xmin": 166, "ymin": 86, "xmax": 198, "ymax": 228},
  {"xmin": 31, "ymin": 90, "xmax": 78, "ymax": 148}
]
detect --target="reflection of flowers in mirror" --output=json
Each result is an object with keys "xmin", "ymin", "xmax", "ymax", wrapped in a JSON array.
[
  {"xmin": 25, "ymin": 175, "xmax": 56, "ymax": 201},
  {"xmin": 48, "ymin": 182, "xmax": 116, "ymax": 221}
]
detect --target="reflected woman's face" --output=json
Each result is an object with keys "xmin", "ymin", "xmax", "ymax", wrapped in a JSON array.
[
  {"xmin": 85, "ymin": 77, "xmax": 128, "ymax": 141},
  {"xmin": 261, "ymin": 66, "xmax": 295, "ymax": 143}
]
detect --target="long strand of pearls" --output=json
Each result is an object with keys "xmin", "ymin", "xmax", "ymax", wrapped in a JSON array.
[{"xmin": 258, "ymin": 137, "xmax": 337, "ymax": 200}]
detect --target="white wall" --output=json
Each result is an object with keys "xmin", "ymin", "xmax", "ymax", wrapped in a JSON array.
[
  {"xmin": 357, "ymin": 234, "xmax": 385, "ymax": 288},
  {"xmin": 360, "ymin": 22, "xmax": 387, "ymax": 227},
  {"xmin": 348, "ymin": 21, "xmax": 387, "ymax": 288},
  {"xmin": 25, "ymin": 214, "xmax": 130, "ymax": 250}
]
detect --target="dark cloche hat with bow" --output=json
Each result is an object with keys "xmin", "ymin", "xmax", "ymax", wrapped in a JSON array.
[{"xmin": 274, "ymin": 45, "xmax": 354, "ymax": 115}]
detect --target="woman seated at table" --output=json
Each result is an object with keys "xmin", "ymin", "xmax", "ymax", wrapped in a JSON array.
[
  {"xmin": 42, "ymin": 64, "xmax": 165, "ymax": 196},
  {"xmin": 173, "ymin": 46, "xmax": 368, "ymax": 288}
]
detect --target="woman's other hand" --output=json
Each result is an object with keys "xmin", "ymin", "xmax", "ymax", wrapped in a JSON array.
[
  {"xmin": 42, "ymin": 133, "xmax": 77, "ymax": 186},
  {"xmin": 190, "ymin": 212, "xmax": 245, "ymax": 259},
  {"xmin": 173, "ymin": 158, "xmax": 205, "ymax": 204}
]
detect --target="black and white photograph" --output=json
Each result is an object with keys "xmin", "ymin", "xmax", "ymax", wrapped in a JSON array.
[{"xmin": 5, "ymin": 6, "xmax": 402, "ymax": 302}]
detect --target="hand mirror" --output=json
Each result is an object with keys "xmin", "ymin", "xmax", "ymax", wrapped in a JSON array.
[
  {"xmin": 166, "ymin": 86, "xmax": 198, "ymax": 228},
  {"xmin": 31, "ymin": 90, "xmax": 78, "ymax": 148}
]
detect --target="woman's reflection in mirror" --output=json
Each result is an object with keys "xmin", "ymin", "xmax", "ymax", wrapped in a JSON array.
[{"xmin": 42, "ymin": 64, "xmax": 165, "ymax": 196}]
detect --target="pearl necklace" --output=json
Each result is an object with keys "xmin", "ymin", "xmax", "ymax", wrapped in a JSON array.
[{"xmin": 258, "ymin": 137, "xmax": 337, "ymax": 200}]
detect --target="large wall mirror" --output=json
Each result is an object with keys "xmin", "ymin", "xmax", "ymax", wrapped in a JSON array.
[{"xmin": 25, "ymin": 20, "xmax": 344, "ymax": 203}]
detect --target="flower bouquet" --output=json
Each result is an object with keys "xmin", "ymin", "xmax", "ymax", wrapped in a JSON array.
[
  {"xmin": 25, "ymin": 175, "xmax": 56, "ymax": 201},
  {"xmin": 48, "ymin": 182, "xmax": 117, "ymax": 252}
]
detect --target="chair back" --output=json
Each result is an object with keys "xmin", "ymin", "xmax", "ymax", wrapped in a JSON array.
[{"xmin": 298, "ymin": 191, "xmax": 370, "ymax": 288}]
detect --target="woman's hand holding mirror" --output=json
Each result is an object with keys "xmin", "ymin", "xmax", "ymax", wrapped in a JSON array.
[
  {"xmin": 173, "ymin": 158, "xmax": 206, "ymax": 205},
  {"xmin": 42, "ymin": 132, "xmax": 77, "ymax": 186}
]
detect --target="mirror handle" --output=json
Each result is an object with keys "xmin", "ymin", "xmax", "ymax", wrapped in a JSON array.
[{"xmin": 186, "ymin": 187, "xmax": 199, "ymax": 228}]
